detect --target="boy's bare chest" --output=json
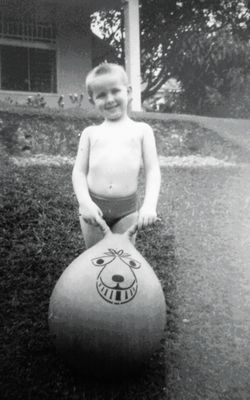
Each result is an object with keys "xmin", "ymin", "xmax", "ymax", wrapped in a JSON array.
[{"xmin": 90, "ymin": 133, "xmax": 141, "ymax": 154}]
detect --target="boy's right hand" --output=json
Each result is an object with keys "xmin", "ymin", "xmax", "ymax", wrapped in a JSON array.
[{"xmin": 79, "ymin": 202, "xmax": 104, "ymax": 226}]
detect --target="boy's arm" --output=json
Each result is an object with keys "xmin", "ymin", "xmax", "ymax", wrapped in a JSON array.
[
  {"xmin": 139, "ymin": 123, "xmax": 161, "ymax": 229},
  {"xmin": 72, "ymin": 128, "xmax": 103, "ymax": 225},
  {"xmin": 72, "ymin": 128, "xmax": 92, "ymax": 205}
]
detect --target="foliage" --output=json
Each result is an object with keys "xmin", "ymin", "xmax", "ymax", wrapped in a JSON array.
[
  {"xmin": 1, "ymin": 108, "xmax": 249, "ymax": 163},
  {"xmin": 91, "ymin": 0, "xmax": 250, "ymax": 116},
  {"xmin": 174, "ymin": 24, "xmax": 250, "ymax": 115},
  {"xmin": 26, "ymin": 93, "xmax": 46, "ymax": 108},
  {"xmin": 0, "ymin": 111, "xmax": 99, "ymax": 157},
  {"xmin": 0, "ymin": 103, "xmax": 101, "ymax": 122},
  {"xmin": 91, "ymin": 10, "xmax": 124, "ymax": 63}
]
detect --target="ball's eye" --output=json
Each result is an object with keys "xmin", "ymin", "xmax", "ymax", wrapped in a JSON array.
[
  {"xmin": 96, "ymin": 258, "xmax": 104, "ymax": 265},
  {"xmin": 121, "ymin": 258, "xmax": 141, "ymax": 269},
  {"xmin": 91, "ymin": 256, "xmax": 115, "ymax": 267}
]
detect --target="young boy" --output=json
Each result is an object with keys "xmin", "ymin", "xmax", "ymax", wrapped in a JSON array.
[{"xmin": 72, "ymin": 63, "xmax": 161, "ymax": 248}]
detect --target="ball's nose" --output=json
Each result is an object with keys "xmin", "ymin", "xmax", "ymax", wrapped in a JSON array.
[{"xmin": 112, "ymin": 274, "xmax": 124, "ymax": 283}]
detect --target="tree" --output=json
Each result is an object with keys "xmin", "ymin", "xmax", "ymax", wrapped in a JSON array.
[{"xmin": 91, "ymin": 0, "xmax": 250, "ymax": 115}]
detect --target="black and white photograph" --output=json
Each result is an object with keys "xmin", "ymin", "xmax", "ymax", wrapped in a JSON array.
[{"xmin": 1, "ymin": 0, "xmax": 250, "ymax": 399}]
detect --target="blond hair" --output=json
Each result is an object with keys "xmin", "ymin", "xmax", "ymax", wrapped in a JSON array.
[{"xmin": 86, "ymin": 63, "xmax": 129, "ymax": 99}]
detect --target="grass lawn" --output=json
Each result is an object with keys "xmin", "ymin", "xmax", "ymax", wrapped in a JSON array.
[
  {"xmin": 1, "ymin": 154, "xmax": 177, "ymax": 400},
  {"xmin": 1, "ymin": 115, "xmax": 249, "ymax": 399}
]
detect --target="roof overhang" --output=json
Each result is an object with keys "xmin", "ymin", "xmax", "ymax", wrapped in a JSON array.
[
  {"xmin": 38, "ymin": 0, "xmax": 123, "ymax": 12},
  {"xmin": 88, "ymin": 0, "xmax": 123, "ymax": 11}
]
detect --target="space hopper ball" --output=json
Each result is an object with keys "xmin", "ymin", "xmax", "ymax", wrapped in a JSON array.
[{"xmin": 48, "ymin": 221, "xmax": 166, "ymax": 375}]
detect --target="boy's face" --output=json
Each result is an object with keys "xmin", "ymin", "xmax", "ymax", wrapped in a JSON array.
[{"xmin": 90, "ymin": 73, "xmax": 132, "ymax": 121}]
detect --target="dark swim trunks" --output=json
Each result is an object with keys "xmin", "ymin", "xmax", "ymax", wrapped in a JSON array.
[{"xmin": 89, "ymin": 191, "xmax": 138, "ymax": 227}]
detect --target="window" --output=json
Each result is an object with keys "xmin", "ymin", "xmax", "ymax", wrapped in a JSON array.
[
  {"xmin": 1, "ymin": 45, "xmax": 57, "ymax": 92},
  {"xmin": 0, "ymin": 4, "xmax": 57, "ymax": 93},
  {"xmin": 0, "ymin": 3, "xmax": 56, "ymax": 44},
  {"xmin": 0, "ymin": 13, "xmax": 56, "ymax": 44}
]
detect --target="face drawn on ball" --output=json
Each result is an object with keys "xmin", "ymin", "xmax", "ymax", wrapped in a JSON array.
[{"xmin": 91, "ymin": 249, "xmax": 141, "ymax": 305}]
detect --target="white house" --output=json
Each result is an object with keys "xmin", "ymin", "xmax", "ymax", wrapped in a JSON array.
[{"xmin": 0, "ymin": 0, "xmax": 141, "ymax": 110}]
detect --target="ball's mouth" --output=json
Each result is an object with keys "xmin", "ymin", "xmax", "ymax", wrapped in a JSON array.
[{"xmin": 96, "ymin": 276, "xmax": 138, "ymax": 305}]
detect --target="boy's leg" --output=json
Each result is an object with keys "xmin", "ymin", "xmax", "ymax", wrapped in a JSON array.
[
  {"xmin": 111, "ymin": 211, "xmax": 138, "ymax": 244},
  {"xmin": 79, "ymin": 217, "xmax": 104, "ymax": 249}
]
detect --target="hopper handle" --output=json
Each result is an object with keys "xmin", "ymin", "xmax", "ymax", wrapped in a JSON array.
[{"xmin": 97, "ymin": 219, "xmax": 138, "ymax": 240}]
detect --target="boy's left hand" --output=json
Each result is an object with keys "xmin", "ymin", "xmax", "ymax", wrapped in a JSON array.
[{"xmin": 137, "ymin": 206, "xmax": 158, "ymax": 230}]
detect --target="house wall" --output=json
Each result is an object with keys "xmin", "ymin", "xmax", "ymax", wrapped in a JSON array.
[
  {"xmin": 0, "ymin": 1, "xmax": 94, "ymax": 110},
  {"xmin": 56, "ymin": 3, "xmax": 92, "ymax": 109}
]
